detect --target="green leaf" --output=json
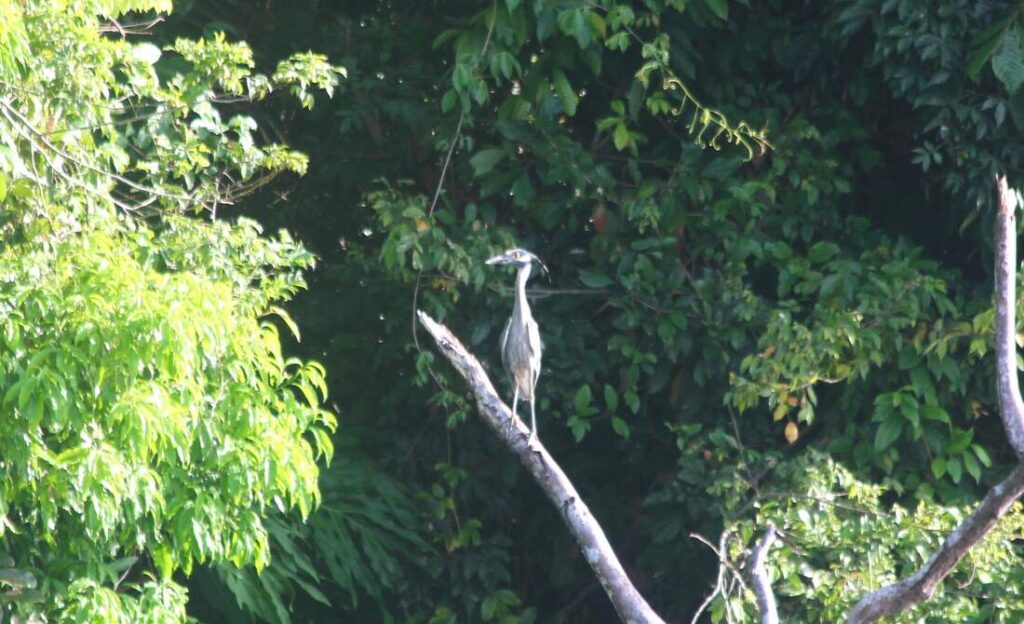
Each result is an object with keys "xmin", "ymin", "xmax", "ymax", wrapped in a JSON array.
[
  {"xmin": 574, "ymin": 384, "xmax": 592, "ymax": 411},
  {"xmin": 469, "ymin": 148, "xmax": 506, "ymax": 176},
  {"xmin": 930, "ymin": 457, "xmax": 946, "ymax": 479},
  {"xmin": 874, "ymin": 418, "xmax": 902, "ymax": 452},
  {"xmin": 579, "ymin": 270, "xmax": 614, "ymax": 288},
  {"xmin": 993, "ymin": 27, "xmax": 1024, "ymax": 93},
  {"xmin": 973, "ymin": 444, "xmax": 993, "ymax": 468},
  {"xmin": 441, "ymin": 89, "xmax": 457, "ymax": 113},
  {"xmin": 807, "ymin": 241, "xmax": 839, "ymax": 264},
  {"xmin": 567, "ymin": 414, "xmax": 590, "ymax": 441},
  {"xmin": 613, "ymin": 123, "xmax": 630, "ymax": 151},
  {"xmin": 604, "ymin": 384, "xmax": 618, "ymax": 411},
  {"xmin": 947, "ymin": 427, "xmax": 975, "ymax": 455},
  {"xmin": 969, "ymin": 17, "xmax": 1014, "ymax": 76},
  {"xmin": 920, "ymin": 405, "xmax": 950, "ymax": 424},
  {"xmin": 947, "ymin": 456, "xmax": 963, "ymax": 484},
  {"xmin": 482, "ymin": 595, "xmax": 497, "ymax": 620},
  {"xmin": 611, "ymin": 416, "xmax": 630, "ymax": 439},
  {"xmin": 909, "ymin": 367, "xmax": 936, "ymax": 403},
  {"xmin": 701, "ymin": 156, "xmax": 743, "ymax": 180},
  {"xmin": 624, "ymin": 390, "xmax": 640, "ymax": 414},
  {"xmin": 963, "ymin": 452, "xmax": 981, "ymax": 482},
  {"xmin": 268, "ymin": 305, "xmax": 301, "ymax": 341},
  {"xmin": 703, "ymin": 0, "xmax": 728, "ymax": 20},
  {"xmin": 552, "ymin": 70, "xmax": 578, "ymax": 116}
]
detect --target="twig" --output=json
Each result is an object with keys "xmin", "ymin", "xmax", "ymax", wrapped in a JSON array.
[
  {"xmin": 689, "ymin": 529, "xmax": 748, "ymax": 624},
  {"xmin": 98, "ymin": 16, "xmax": 164, "ymax": 36}
]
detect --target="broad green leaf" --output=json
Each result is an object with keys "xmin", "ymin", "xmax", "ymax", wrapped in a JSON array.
[
  {"xmin": 613, "ymin": 123, "xmax": 630, "ymax": 151},
  {"xmin": 963, "ymin": 452, "xmax": 981, "ymax": 482},
  {"xmin": 807, "ymin": 241, "xmax": 839, "ymax": 264},
  {"xmin": 579, "ymin": 270, "xmax": 614, "ymax": 288},
  {"xmin": 703, "ymin": 0, "xmax": 728, "ymax": 20},
  {"xmin": 469, "ymin": 148, "xmax": 506, "ymax": 176},
  {"xmin": 993, "ymin": 27, "xmax": 1024, "ymax": 93},
  {"xmin": 874, "ymin": 418, "xmax": 902, "ymax": 452},
  {"xmin": 947, "ymin": 456, "xmax": 963, "ymax": 484},
  {"xmin": 611, "ymin": 416, "xmax": 630, "ymax": 439},
  {"xmin": 574, "ymin": 384, "xmax": 592, "ymax": 411},
  {"xmin": 604, "ymin": 384, "xmax": 618, "ymax": 411}
]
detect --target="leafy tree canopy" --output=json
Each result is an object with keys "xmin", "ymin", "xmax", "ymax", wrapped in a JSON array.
[{"xmin": 0, "ymin": 0, "xmax": 339, "ymax": 620}]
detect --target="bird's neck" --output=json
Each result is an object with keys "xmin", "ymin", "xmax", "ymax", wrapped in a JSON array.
[{"xmin": 513, "ymin": 263, "xmax": 532, "ymax": 321}]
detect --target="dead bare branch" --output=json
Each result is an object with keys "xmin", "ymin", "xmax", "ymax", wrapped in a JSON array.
[
  {"xmin": 748, "ymin": 525, "xmax": 778, "ymax": 624},
  {"xmin": 994, "ymin": 174, "xmax": 1024, "ymax": 459},
  {"xmin": 416, "ymin": 310, "xmax": 666, "ymax": 624}
]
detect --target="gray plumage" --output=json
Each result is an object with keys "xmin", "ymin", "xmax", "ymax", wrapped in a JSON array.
[{"xmin": 486, "ymin": 248, "xmax": 544, "ymax": 440}]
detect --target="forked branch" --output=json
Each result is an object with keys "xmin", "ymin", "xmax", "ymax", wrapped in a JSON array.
[
  {"xmin": 846, "ymin": 175, "xmax": 1024, "ymax": 622},
  {"xmin": 416, "ymin": 310, "xmax": 666, "ymax": 624}
]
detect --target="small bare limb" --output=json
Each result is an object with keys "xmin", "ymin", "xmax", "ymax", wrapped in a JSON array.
[
  {"xmin": 98, "ymin": 16, "xmax": 164, "ymax": 36},
  {"xmin": 689, "ymin": 529, "xmax": 749, "ymax": 624},
  {"xmin": 416, "ymin": 311, "xmax": 666, "ymax": 624},
  {"xmin": 748, "ymin": 525, "xmax": 778, "ymax": 624},
  {"xmin": 846, "ymin": 175, "xmax": 1024, "ymax": 622}
]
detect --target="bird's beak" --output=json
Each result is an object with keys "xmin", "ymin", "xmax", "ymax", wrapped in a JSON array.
[{"xmin": 485, "ymin": 253, "xmax": 511, "ymax": 265}]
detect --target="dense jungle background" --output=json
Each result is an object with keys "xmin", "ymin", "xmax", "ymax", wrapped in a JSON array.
[{"xmin": 3, "ymin": 0, "xmax": 1024, "ymax": 622}]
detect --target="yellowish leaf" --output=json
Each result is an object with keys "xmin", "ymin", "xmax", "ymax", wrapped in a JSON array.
[{"xmin": 784, "ymin": 421, "xmax": 799, "ymax": 444}]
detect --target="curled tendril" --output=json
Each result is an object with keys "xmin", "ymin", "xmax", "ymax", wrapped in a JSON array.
[{"xmin": 659, "ymin": 76, "xmax": 771, "ymax": 160}]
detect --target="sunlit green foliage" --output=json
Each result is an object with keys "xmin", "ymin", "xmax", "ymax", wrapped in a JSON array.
[{"xmin": 0, "ymin": 0, "xmax": 340, "ymax": 620}]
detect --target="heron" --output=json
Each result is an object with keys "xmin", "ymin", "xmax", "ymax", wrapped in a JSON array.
[{"xmin": 486, "ymin": 247, "xmax": 546, "ymax": 441}]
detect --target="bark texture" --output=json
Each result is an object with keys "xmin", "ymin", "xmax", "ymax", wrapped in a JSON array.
[
  {"xmin": 417, "ymin": 310, "xmax": 666, "ymax": 624},
  {"xmin": 748, "ymin": 525, "xmax": 779, "ymax": 624}
]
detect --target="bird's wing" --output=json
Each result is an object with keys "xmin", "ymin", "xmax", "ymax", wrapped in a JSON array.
[
  {"xmin": 499, "ymin": 316, "xmax": 512, "ymax": 376},
  {"xmin": 527, "ymin": 317, "xmax": 542, "ymax": 386}
]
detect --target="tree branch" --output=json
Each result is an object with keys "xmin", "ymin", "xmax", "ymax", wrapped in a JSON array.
[
  {"xmin": 748, "ymin": 525, "xmax": 779, "ymax": 624},
  {"xmin": 416, "ymin": 310, "xmax": 666, "ymax": 624},
  {"xmin": 995, "ymin": 174, "xmax": 1024, "ymax": 460},
  {"xmin": 846, "ymin": 175, "xmax": 1024, "ymax": 622}
]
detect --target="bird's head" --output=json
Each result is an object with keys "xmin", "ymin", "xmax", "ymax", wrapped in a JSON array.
[{"xmin": 485, "ymin": 248, "xmax": 548, "ymax": 275}]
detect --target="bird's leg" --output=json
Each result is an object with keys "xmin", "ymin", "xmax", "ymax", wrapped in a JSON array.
[
  {"xmin": 529, "ymin": 396, "xmax": 537, "ymax": 443},
  {"xmin": 509, "ymin": 387, "xmax": 519, "ymax": 433}
]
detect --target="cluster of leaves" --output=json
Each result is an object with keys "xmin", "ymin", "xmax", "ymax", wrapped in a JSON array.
[
  {"xmin": 0, "ymin": 0, "xmax": 345, "ymax": 620},
  {"xmin": 744, "ymin": 452, "xmax": 1024, "ymax": 623}
]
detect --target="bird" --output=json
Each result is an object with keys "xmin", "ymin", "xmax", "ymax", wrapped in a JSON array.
[{"xmin": 486, "ymin": 247, "xmax": 546, "ymax": 441}]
